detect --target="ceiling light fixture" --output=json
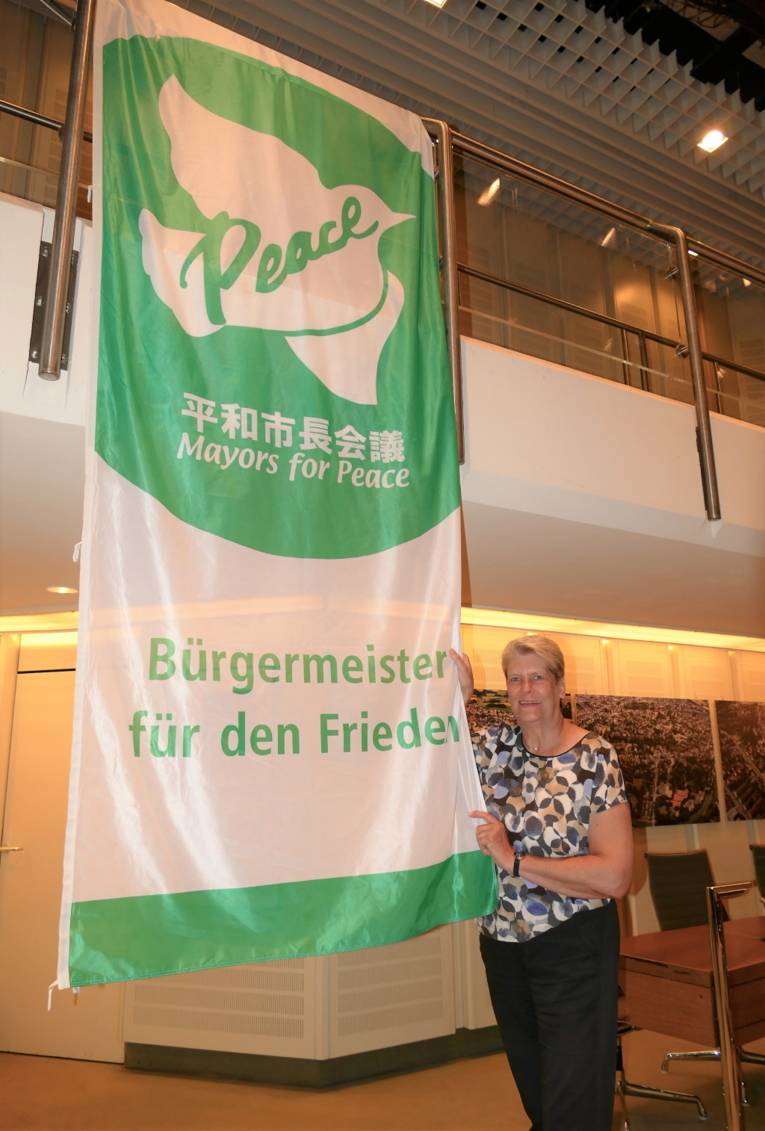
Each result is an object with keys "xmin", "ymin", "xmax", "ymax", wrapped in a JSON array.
[
  {"xmin": 688, "ymin": 249, "xmax": 699, "ymax": 257},
  {"xmin": 600, "ymin": 226, "xmax": 616, "ymax": 248},
  {"xmin": 423, "ymin": 0, "xmax": 448, "ymax": 7},
  {"xmin": 477, "ymin": 177, "xmax": 500, "ymax": 206},
  {"xmin": 46, "ymin": 585, "xmax": 78, "ymax": 595},
  {"xmin": 742, "ymin": 278, "xmax": 752, "ymax": 288},
  {"xmin": 698, "ymin": 129, "xmax": 728, "ymax": 154}
]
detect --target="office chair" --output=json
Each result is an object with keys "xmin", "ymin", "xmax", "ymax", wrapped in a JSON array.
[
  {"xmin": 646, "ymin": 848, "xmax": 713, "ymax": 931},
  {"xmin": 646, "ymin": 849, "xmax": 765, "ymax": 1092},
  {"xmin": 616, "ymin": 1018, "xmax": 707, "ymax": 1127},
  {"xmin": 750, "ymin": 844, "xmax": 765, "ymax": 905},
  {"xmin": 617, "ymin": 871, "xmax": 709, "ymax": 1126}
]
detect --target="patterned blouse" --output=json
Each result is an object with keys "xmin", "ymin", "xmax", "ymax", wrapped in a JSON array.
[{"xmin": 473, "ymin": 724, "xmax": 627, "ymax": 943}]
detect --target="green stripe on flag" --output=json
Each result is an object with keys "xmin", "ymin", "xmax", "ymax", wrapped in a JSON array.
[{"xmin": 69, "ymin": 852, "xmax": 497, "ymax": 986}]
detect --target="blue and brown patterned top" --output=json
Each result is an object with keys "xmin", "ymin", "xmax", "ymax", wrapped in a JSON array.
[{"xmin": 473, "ymin": 724, "xmax": 627, "ymax": 943}]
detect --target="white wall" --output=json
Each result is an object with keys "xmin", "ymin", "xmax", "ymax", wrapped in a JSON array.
[
  {"xmin": 0, "ymin": 193, "xmax": 91, "ymax": 428},
  {"xmin": 459, "ymin": 335, "xmax": 765, "ymax": 635},
  {"xmin": 461, "ymin": 335, "xmax": 765, "ymax": 556}
]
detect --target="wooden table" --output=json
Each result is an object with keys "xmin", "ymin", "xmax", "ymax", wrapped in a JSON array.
[{"xmin": 620, "ymin": 916, "xmax": 765, "ymax": 1128}]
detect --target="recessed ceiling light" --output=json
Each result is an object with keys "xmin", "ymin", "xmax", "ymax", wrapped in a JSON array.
[
  {"xmin": 742, "ymin": 278, "xmax": 752, "ymax": 288},
  {"xmin": 423, "ymin": 0, "xmax": 448, "ymax": 6},
  {"xmin": 698, "ymin": 129, "xmax": 728, "ymax": 153},
  {"xmin": 477, "ymin": 177, "xmax": 500, "ymax": 206},
  {"xmin": 47, "ymin": 585, "xmax": 78, "ymax": 595},
  {"xmin": 688, "ymin": 249, "xmax": 699, "ymax": 257},
  {"xmin": 600, "ymin": 226, "xmax": 616, "ymax": 248}
]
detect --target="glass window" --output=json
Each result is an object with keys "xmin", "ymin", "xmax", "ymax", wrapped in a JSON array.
[
  {"xmin": 0, "ymin": 0, "xmax": 92, "ymax": 216},
  {"xmin": 694, "ymin": 259, "xmax": 765, "ymax": 427},
  {"xmin": 455, "ymin": 152, "xmax": 690, "ymax": 398}
]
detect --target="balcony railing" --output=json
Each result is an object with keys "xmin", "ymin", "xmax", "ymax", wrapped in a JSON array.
[
  {"xmin": 2, "ymin": 0, "xmax": 764, "ymax": 516},
  {"xmin": 452, "ymin": 148, "xmax": 765, "ymax": 432}
]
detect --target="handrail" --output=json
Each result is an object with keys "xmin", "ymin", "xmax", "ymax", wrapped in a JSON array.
[
  {"xmin": 461, "ymin": 264, "xmax": 765, "ymax": 392},
  {"xmin": 689, "ymin": 239, "xmax": 765, "ymax": 291},
  {"xmin": 449, "ymin": 130, "xmax": 723, "ymax": 517},
  {"xmin": 0, "ymin": 98, "xmax": 93, "ymax": 143},
  {"xmin": 458, "ymin": 263, "xmax": 684, "ymax": 352},
  {"xmin": 452, "ymin": 131, "xmax": 656, "ymax": 236},
  {"xmin": 703, "ymin": 351, "xmax": 765, "ymax": 385},
  {"xmin": 457, "ymin": 302, "xmax": 675, "ymax": 387},
  {"xmin": 451, "ymin": 133, "xmax": 724, "ymax": 517},
  {"xmin": 453, "ymin": 129, "xmax": 765, "ymax": 293}
]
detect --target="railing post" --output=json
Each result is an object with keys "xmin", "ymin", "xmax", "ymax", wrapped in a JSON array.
[
  {"xmin": 658, "ymin": 225, "xmax": 722, "ymax": 520},
  {"xmin": 706, "ymin": 881, "xmax": 751, "ymax": 1131},
  {"xmin": 422, "ymin": 117, "xmax": 464, "ymax": 464},
  {"xmin": 38, "ymin": 0, "xmax": 96, "ymax": 380}
]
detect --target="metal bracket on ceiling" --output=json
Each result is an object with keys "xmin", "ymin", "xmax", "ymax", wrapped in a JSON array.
[{"xmin": 29, "ymin": 241, "xmax": 79, "ymax": 373}]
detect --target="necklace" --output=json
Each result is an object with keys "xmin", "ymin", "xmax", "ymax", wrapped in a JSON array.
[{"xmin": 523, "ymin": 721, "xmax": 566, "ymax": 758}]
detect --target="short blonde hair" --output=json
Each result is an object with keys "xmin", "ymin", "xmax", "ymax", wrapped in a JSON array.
[{"xmin": 501, "ymin": 635, "xmax": 565, "ymax": 684}]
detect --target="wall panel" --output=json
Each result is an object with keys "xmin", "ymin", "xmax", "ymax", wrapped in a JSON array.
[
  {"xmin": 735, "ymin": 652, "xmax": 765, "ymax": 701},
  {"xmin": 609, "ymin": 640, "xmax": 675, "ymax": 697},
  {"xmin": 675, "ymin": 645, "xmax": 734, "ymax": 699}
]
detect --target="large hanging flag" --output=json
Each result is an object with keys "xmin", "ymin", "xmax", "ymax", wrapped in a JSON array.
[{"xmin": 57, "ymin": 0, "xmax": 496, "ymax": 989}]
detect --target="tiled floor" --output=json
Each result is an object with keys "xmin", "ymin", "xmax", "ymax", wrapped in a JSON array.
[{"xmin": 3, "ymin": 1032, "xmax": 765, "ymax": 1131}]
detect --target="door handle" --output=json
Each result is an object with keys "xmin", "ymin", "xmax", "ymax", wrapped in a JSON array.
[{"xmin": 0, "ymin": 846, "xmax": 22, "ymax": 853}]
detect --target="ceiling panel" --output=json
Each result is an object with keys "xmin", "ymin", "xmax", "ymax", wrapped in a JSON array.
[{"xmin": 171, "ymin": 0, "xmax": 765, "ymax": 267}]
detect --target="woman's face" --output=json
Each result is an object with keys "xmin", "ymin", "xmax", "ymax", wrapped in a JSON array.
[{"xmin": 505, "ymin": 651, "xmax": 563, "ymax": 725}]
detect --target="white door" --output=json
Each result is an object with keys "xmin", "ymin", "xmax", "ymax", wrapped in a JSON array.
[{"xmin": 0, "ymin": 652, "xmax": 124, "ymax": 1060}]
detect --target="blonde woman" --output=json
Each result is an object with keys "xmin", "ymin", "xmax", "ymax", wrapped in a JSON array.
[{"xmin": 453, "ymin": 635, "xmax": 633, "ymax": 1131}]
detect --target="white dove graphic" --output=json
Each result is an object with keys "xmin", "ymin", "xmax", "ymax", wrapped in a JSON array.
[{"xmin": 138, "ymin": 76, "xmax": 413, "ymax": 404}]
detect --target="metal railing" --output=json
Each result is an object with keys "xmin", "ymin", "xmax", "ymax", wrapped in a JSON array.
[
  {"xmin": 437, "ymin": 130, "xmax": 733, "ymax": 518},
  {"xmin": 460, "ymin": 264, "xmax": 765, "ymax": 429},
  {"xmin": 458, "ymin": 264, "xmax": 686, "ymax": 389},
  {"xmin": 0, "ymin": 97, "xmax": 92, "ymax": 142},
  {"xmin": 3, "ymin": 3, "xmax": 765, "ymax": 518}
]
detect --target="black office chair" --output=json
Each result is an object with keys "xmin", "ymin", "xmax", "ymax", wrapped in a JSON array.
[
  {"xmin": 646, "ymin": 849, "xmax": 765, "ymax": 1092},
  {"xmin": 647, "ymin": 849, "xmax": 721, "ymax": 1076},
  {"xmin": 750, "ymin": 844, "xmax": 765, "ymax": 905},
  {"xmin": 617, "ymin": 865, "xmax": 710, "ymax": 1126},
  {"xmin": 616, "ymin": 1017, "xmax": 707, "ymax": 1127},
  {"xmin": 646, "ymin": 848, "xmax": 714, "ymax": 931}
]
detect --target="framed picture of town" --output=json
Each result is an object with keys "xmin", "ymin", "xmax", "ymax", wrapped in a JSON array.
[
  {"xmin": 716, "ymin": 701, "xmax": 765, "ymax": 821},
  {"xmin": 574, "ymin": 695, "xmax": 718, "ymax": 826}
]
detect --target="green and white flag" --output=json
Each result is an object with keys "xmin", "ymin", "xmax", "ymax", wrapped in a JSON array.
[{"xmin": 58, "ymin": 0, "xmax": 496, "ymax": 988}]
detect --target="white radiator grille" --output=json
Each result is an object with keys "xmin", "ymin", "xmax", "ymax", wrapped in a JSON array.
[
  {"xmin": 329, "ymin": 929, "xmax": 455, "ymax": 1056},
  {"xmin": 124, "ymin": 959, "xmax": 317, "ymax": 1058},
  {"xmin": 131, "ymin": 1005, "xmax": 304, "ymax": 1039}
]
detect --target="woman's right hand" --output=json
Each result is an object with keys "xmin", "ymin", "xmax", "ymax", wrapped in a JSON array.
[{"xmin": 449, "ymin": 649, "xmax": 474, "ymax": 705}]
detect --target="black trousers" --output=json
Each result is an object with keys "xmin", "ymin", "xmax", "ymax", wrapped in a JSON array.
[{"xmin": 479, "ymin": 901, "xmax": 619, "ymax": 1131}]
